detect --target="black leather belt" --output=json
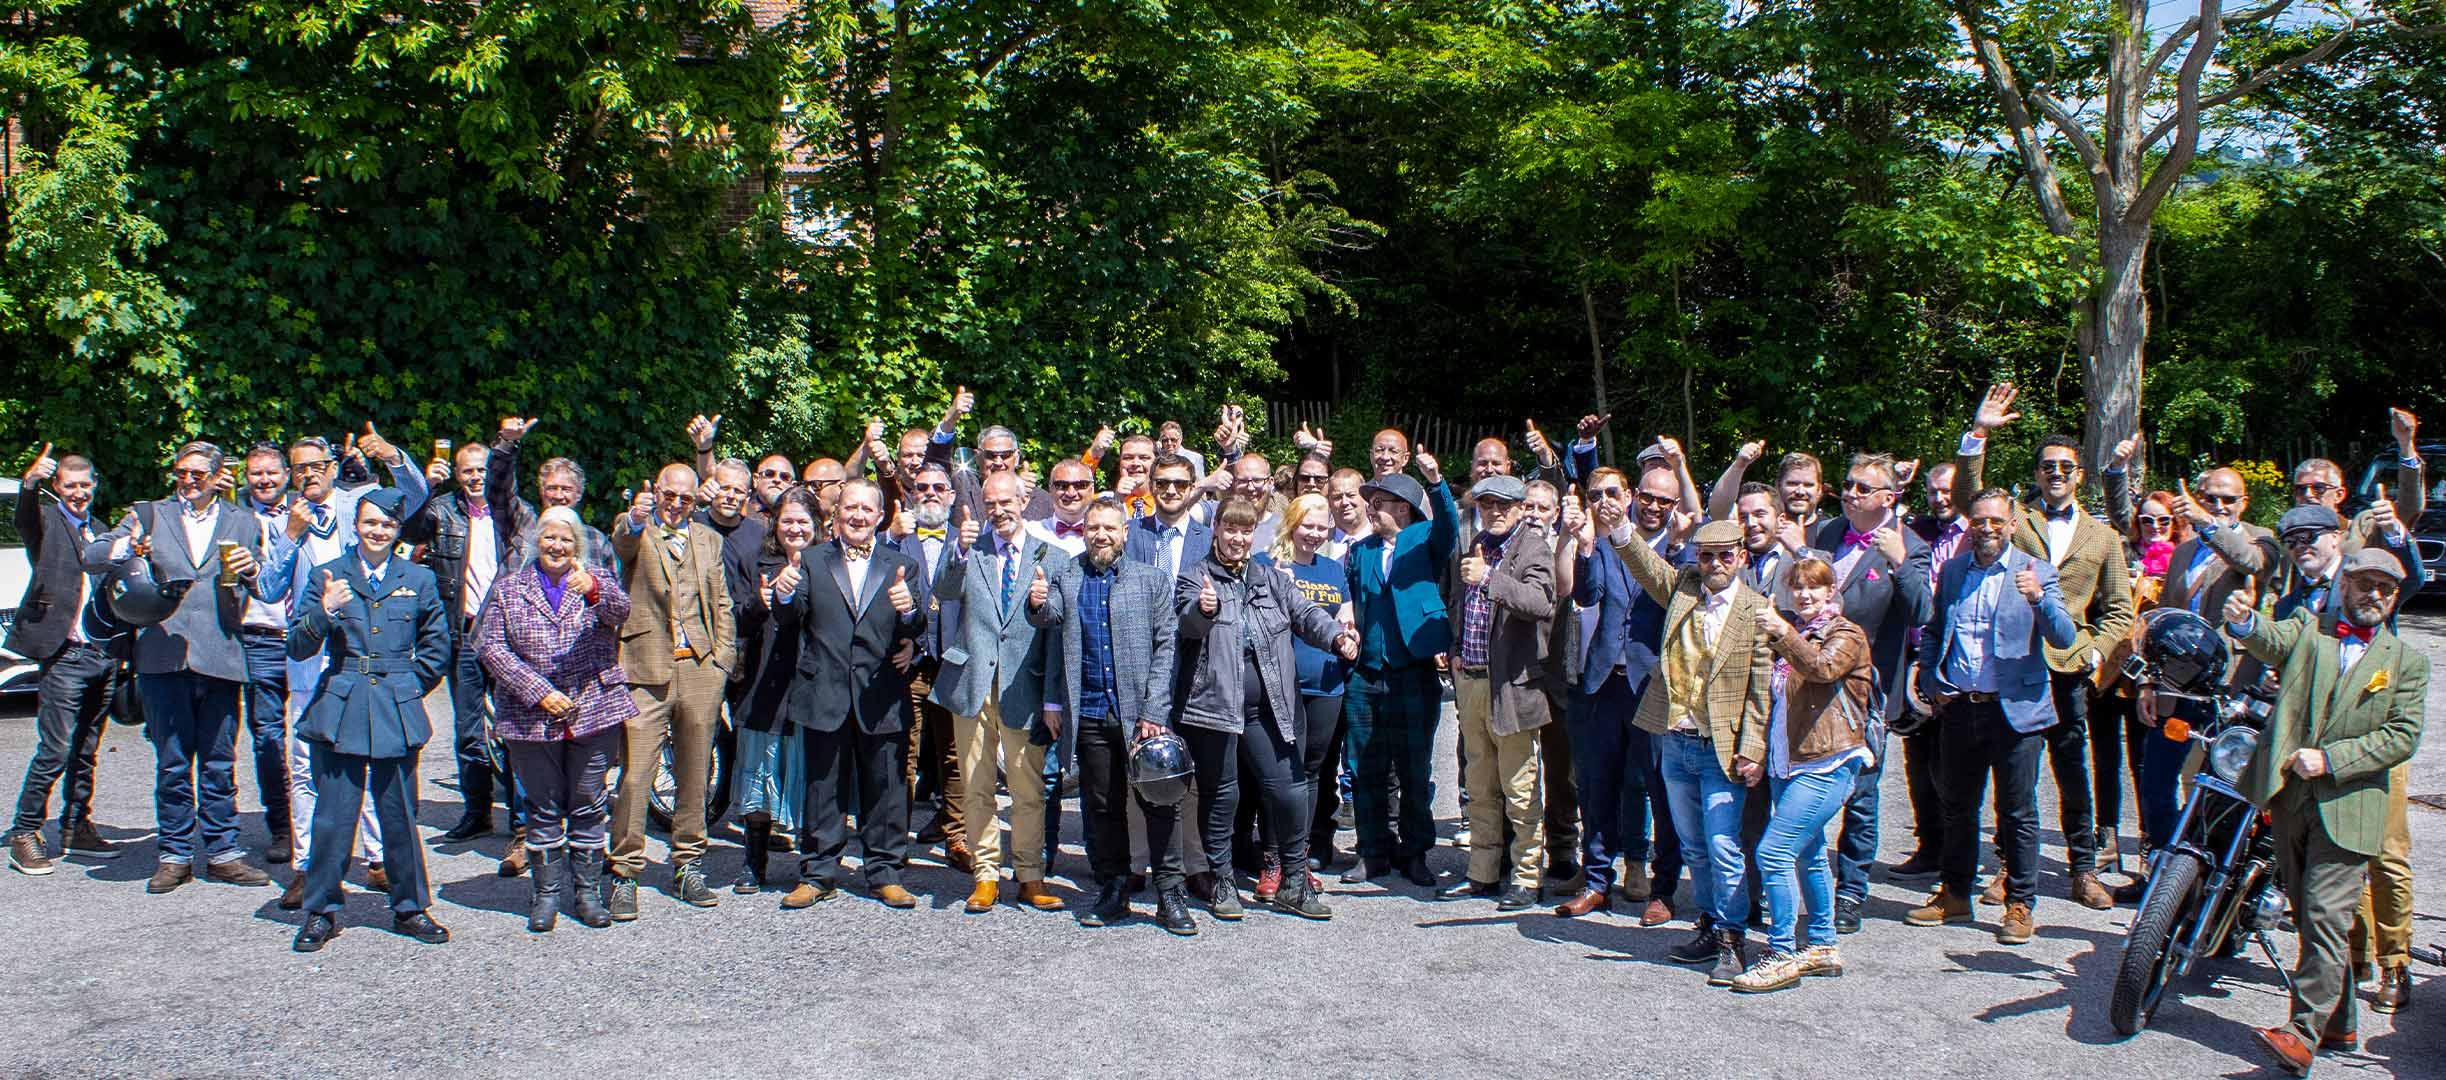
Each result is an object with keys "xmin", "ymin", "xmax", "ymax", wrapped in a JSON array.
[
  {"xmin": 241, "ymin": 627, "xmax": 286, "ymax": 639},
  {"xmin": 1458, "ymin": 665, "xmax": 1490, "ymax": 678},
  {"xmin": 342, "ymin": 656, "xmax": 414, "ymax": 675}
]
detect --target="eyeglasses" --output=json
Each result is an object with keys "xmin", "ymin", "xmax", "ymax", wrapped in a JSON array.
[
  {"xmin": 170, "ymin": 467, "xmax": 215, "ymax": 480},
  {"xmin": 2035, "ymin": 459, "xmax": 2080, "ymax": 476},
  {"xmin": 1152, "ymin": 478, "xmax": 1194, "ymax": 491},
  {"xmin": 1634, "ymin": 492, "xmax": 1677, "ymax": 508},
  {"xmin": 754, "ymin": 468, "xmax": 793, "ymax": 480},
  {"xmin": 907, "ymin": 482, "xmax": 952, "ymax": 494},
  {"xmin": 2198, "ymin": 492, "xmax": 2243, "ymax": 506},
  {"xmin": 806, "ymin": 478, "xmax": 843, "ymax": 491},
  {"xmin": 1694, "ymin": 548, "xmax": 1743, "ymax": 563},
  {"xmin": 1967, "ymin": 515, "xmax": 2012, "ymax": 528},
  {"xmin": 292, "ymin": 458, "xmax": 336, "ymax": 473},
  {"xmin": 1050, "ymin": 480, "xmax": 1094, "ymax": 492},
  {"xmin": 1842, "ymin": 480, "xmax": 1890, "ymax": 495},
  {"xmin": 2290, "ymin": 482, "xmax": 2338, "ymax": 499},
  {"xmin": 979, "ymin": 449, "xmax": 1018, "ymax": 462}
]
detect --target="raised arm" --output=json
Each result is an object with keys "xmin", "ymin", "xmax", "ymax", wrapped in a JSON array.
[{"xmin": 1705, "ymin": 440, "xmax": 1762, "ymax": 523}]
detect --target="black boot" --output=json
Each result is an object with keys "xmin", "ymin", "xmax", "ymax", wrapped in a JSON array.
[
  {"xmin": 1079, "ymin": 878, "xmax": 1131, "ymax": 927},
  {"xmin": 527, "ymin": 847, "xmax": 561, "ymax": 933},
  {"xmin": 1669, "ymin": 916, "xmax": 1721, "ymax": 964},
  {"xmin": 438, "ymin": 809, "xmax": 494, "ymax": 844},
  {"xmin": 568, "ymin": 847, "xmax": 613, "ymax": 929},
  {"xmin": 1155, "ymin": 885, "xmax": 1199, "ymax": 937},
  {"xmin": 1274, "ymin": 866, "xmax": 1333, "ymax": 921},
  {"xmin": 734, "ymin": 826, "xmax": 768, "ymax": 895}
]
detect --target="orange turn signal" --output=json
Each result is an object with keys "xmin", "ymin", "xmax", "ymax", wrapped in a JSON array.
[{"xmin": 2163, "ymin": 718, "xmax": 2192, "ymax": 742}]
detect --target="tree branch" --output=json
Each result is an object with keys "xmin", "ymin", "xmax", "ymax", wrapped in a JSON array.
[
  {"xmin": 2029, "ymin": 89, "xmax": 2109, "ymax": 180},
  {"xmin": 2140, "ymin": 7, "xmax": 2358, "ymax": 154},
  {"xmin": 1954, "ymin": 2, "xmax": 2084, "ymax": 238},
  {"xmin": 2126, "ymin": 0, "xmax": 2229, "ymax": 223}
]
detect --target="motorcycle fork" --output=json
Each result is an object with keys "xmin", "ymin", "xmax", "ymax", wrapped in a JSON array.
[{"xmin": 2161, "ymin": 794, "xmax": 2252, "ymax": 980}]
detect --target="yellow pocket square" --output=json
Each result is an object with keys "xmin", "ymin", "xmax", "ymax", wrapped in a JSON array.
[{"xmin": 2365, "ymin": 670, "xmax": 2391, "ymax": 694}]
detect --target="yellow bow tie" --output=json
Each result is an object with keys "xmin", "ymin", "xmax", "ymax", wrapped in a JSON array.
[
  {"xmin": 913, "ymin": 528, "xmax": 946, "ymax": 541},
  {"xmin": 843, "ymin": 543, "xmax": 874, "ymax": 560}
]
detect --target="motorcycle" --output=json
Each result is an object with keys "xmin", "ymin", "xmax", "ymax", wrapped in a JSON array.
[
  {"xmin": 481, "ymin": 693, "xmax": 734, "ymax": 836},
  {"xmin": 2108, "ymin": 609, "xmax": 2291, "ymax": 1037}
]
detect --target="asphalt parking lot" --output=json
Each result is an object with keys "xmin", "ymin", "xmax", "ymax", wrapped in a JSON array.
[{"xmin": 1, "ymin": 612, "xmax": 2443, "ymax": 1079}]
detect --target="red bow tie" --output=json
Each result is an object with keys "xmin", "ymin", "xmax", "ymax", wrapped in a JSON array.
[
  {"xmin": 1052, "ymin": 520, "xmax": 1084, "ymax": 539},
  {"xmin": 2334, "ymin": 621, "xmax": 2375, "ymax": 645}
]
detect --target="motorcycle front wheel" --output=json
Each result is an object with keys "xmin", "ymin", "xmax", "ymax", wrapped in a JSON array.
[{"xmin": 2110, "ymin": 853, "xmax": 2206, "ymax": 1037}]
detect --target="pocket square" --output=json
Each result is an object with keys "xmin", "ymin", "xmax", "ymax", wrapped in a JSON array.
[
  {"xmin": 1866, "ymin": 568, "xmax": 1881, "ymax": 581},
  {"xmin": 2366, "ymin": 669, "xmax": 2391, "ymax": 694}
]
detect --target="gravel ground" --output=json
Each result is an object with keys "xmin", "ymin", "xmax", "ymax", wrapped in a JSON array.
[{"xmin": 3, "ymin": 610, "xmax": 2444, "ymax": 1079}]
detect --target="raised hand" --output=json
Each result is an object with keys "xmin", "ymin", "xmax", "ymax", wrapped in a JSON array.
[
  {"xmin": 1972, "ymin": 382, "xmax": 2021, "ymax": 434},
  {"xmin": 1576, "ymin": 413, "xmax": 1612, "ymax": 442},
  {"xmin": 1460, "ymin": 550, "xmax": 1490, "ymax": 587},
  {"xmin": 951, "ymin": 385, "xmax": 976, "ymax": 418},
  {"xmin": 499, "ymin": 416, "xmax": 541, "ymax": 442},
  {"xmin": 2391, "ymin": 406, "xmax": 2419, "ymax": 453},
  {"xmin": 22, "ymin": 442, "xmax": 54, "ymax": 484},
  {"xmin": 1668, "ymin": 509, "xmax": 1699, "ymax": 546},
  {"xmin": 2369, "ymin": 483, "xmax": 2403, "ymax": 537},
  {"xmin": 2110, "ymin": 435, "xmax": 2139, "ymax": 470},
  {"xmin": 1654, "ymin": 435, "xmax": 1686, "ymax": 469},
  {"xmin": 567, "ymin": 565, "xmax": 596, "ymax": 596},
  {"xmin": 1522, "ymin": 420, "xmax": 1551, "ymax": 463},
  {"xmin": 1414, "ymin": 451, "xmax": 1442, "ymax": 486},
  {"xmin": 772, "ymin": 562, "xmax": 802, "ymax": 598},
  {"xmin": 687, "ymin": 413, "xmax": 722, "ymax": 452},
  {"xmin": 628, "ymin": 488, "xmax": 657, "ymax": 528},
  {"xmin": 1293, "ymin": 423, "xmax": 1319, "ymax": 453},
  {"xmin": 425, "ymin": 459, "xmax": 450, "ymax": 485},
  {"xmin": 2171, "ymin": 478, "xmax": 2213, "ymax": 530},
  {"xmin": 1873, "ymin": 526, "xmax": 1907, "ymax": 566},
  {"xmin": 1894, "ymin": 458, "xmax": 1920, "ymax": 487},
  {"xmin": 357, "ymin": 422, "xmax": 401, "ymax": 466},
  {"xmin": 1775, "ymin": 517, "xmax": 1807, "ymax": 553},
  {"xmin": 2014, "ymin": 568, "xmax": 2043, "ymax": 604},
  {"xmin": 1028, "ymin": 566, "xmax": 1050, "ymax": 609},
  {"xmin": 889, "ymin": 504, "xmax": 915, "ymax": 539},
  {"xmin": 1199, "ymin": 572, "xmax": 1219, "ymax": 616},
  {"xmin": 887, "ymin": 565, "xmax": 915, "ymax": 615},
  {"xmin": 957, "ymin": 515, "xmax": 981, "ymax": 551},
  {"xmin": 1753, "ymin": 607, "xmax": 1790, "ymax": 639},
  {"xmin": 2223, "ymin": 585, "xmax": 2257, "ymax": 628},
  {"xmin": 1090, "ymin": 424, "xmax": 1116, "ymax": 458},
  {"xmin": 1733, "ymin": 439, "xmax": 1765, "ymax": 467},
  {"xmin": 320, "ymin": 570, "xmax": 353, "ymax": 613},
  {"xmin": 286, "ymin": 497, "xmax": 314, "ymax": 540}
]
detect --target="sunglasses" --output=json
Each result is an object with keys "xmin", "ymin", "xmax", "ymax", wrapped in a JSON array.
[
  {"xmin": 2198, "ymin": 492, "xmax": 2243, "ymax": 505},
  {"xmin": 1297, "ymin": 473, "xmax": 1329, "ymax": 483},
  {"xmin": 979, "ymin": 449, "xmax": 1018, "ymax": 461},
  {"xmin": 1694, "ymin": 548, "xmax": 1743, "ymax": 563},
  {"xmin": 1588, "ymin": 487, "xmax": 1629, "ymax": 501},
  {"xmin": 1152, "ymin": 478, "xmax": 1194, "ymax": 491},
  {"xmin": 1050, "ymin": 480, "xmax": 1094, "ymax": 492},
  {"xmin": 754, "ymin": 468, "xmax": 793, "ymax": 480},
  {"xmin": 1842, "ymin": 480, "xmax": 1890, "ymax": 495},
  {"xmin": 2036, "ymin": 459, "xmax": 2080, "ymax": 475},
  {"xmin": 170, "ymin": 467, "xmax": 216, "ymax": 480},
  {"xmin": 2281, "ymin": 531, "xmax": 2333, "ymax": 550},
  {"xmin": 2136, "ymin": 514, "xmax": 2173, "ymax": 528},
  {"xmin": 2290, "ymin": 482, "xmax": 2337, "ymax": 498},
  {"xmin": 1634, "ymin": 492, "xmax": 1677, "ymax": 508},
  {"xmin": 907, "ymin": 482, "xmax": 952, "ymax": 494}
]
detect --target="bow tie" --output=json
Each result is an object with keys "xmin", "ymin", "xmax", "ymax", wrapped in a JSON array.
[
  {"xmin": 913, "ymin": 527, "xmax": 946, "ymax": 541},
  {"xmin": 1051, "ymin": 520, "xmax": 1084, "ymax": 539},
  {"xmin": 2042, "ymin": 503, "xmax": 2077, "ymax": 523},
  {"xmin": 1842, "ymin": 529, "xmax": 1877, "ymax": 550},
  {"xmin": 2334, "ymin": 621, "xmax": 2375, "ymax": 645},
  {"xmin": 842, "ymin": 542, "xmax": 874, "ymax": 560}
]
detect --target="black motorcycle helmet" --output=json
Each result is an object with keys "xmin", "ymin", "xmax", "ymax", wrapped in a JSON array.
[
  {"xmin": 102, "ymin": 560, "xmax": 194, "ymax": 628},
  {"xmin": 1128, "ymin": 730, "xmax": 1193, "ymax": 808},
  {"xmin": 2131, "ymin": 608, "xmax": 2229, "ymax": 694}
]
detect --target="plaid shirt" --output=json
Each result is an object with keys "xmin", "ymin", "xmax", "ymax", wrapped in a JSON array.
[
  {"xmin": 1456, "ymin": 530, "xmax": 1513, "ymax": 669},
  {"xmin": 1076, "ymin": 558, "xmax": 1121, "ymax": 720}
]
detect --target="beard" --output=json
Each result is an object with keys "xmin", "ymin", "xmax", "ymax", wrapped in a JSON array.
[
  {"xmin": 2346, "ymin": 594, "xmax": 2391, "ymax": 628},
  {"xmin": 915, "ymin": 503, "xmax": 950, "ymax": 529},
  {"xmin": 1087, "ymin": 545, "xmax": 1121, "ymax": 570},
  {"xmin": 1973, "ymin": 535, "xmax": 2008, "ymax": 562}
]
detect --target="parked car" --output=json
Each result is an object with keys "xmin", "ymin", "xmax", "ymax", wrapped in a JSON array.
[
  {"xmin": 2349, "ymin": 440, "xmax": 2445, "ymax": 592},
  {"xmin": 0, "ymin": 477, "xmax": 39, "ymax": 697}
]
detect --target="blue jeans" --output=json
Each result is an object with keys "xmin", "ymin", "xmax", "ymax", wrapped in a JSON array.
[
  {"xmin": 1658, "ymin": 731, "xmax": 1749, "ymax": 928},
  {"xmin": 138, "ymin": 672, "xmax": 244, "ymax": 864},
  {"xmin": 448, "ymin": 625, "xmax": 524, "ymax": 827},
  {"xmin": 238, "ymin": 630, "xmax": 292, "ymax": 833},
  {"xmin": 1832, "ymin": 731, "xmax": 1884, "ymax": 903},
  {"xmin": 2136, "ymin": 724, "xmax": 2188, "ymax": 849},
  {"xmin": 1760, "ymin": 760, "xmax": 1863, "ymax": 955}
]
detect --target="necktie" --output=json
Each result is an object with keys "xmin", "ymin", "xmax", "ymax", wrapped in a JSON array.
[
  {"xmin": 1000, "ymin": 541, "xmax": 1020, "ymax": 610},
  {"xmin": 660, "ymin": 525, "xmax": 685, "ymax": 563}
]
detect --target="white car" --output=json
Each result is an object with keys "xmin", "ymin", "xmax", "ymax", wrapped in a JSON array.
[{"xmin": 0, "ymin": 477, "xmax": 40, "ymax": 697}]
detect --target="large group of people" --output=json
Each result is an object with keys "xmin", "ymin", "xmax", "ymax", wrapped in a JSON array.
[{"xmin": 3, "ymin": 385, "xmax": 2431, "ymax": 1075}]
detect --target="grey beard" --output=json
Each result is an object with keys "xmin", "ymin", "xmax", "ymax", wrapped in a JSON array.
[{"xmin": 915, "ymin": 503, "xmax": 950, "ymax": 529}]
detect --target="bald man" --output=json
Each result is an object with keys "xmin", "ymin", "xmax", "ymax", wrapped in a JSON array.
[
  {"xmin": 803, "ymin": 458, "xmax": 848, "ymax": 527},
  {"xmin": 1370, "ymin": 429, "xmax": 1413, "ymax": 481},
  {"xmin": 605, "ymin": 463, "xmax": 738, "ymax": 918}
]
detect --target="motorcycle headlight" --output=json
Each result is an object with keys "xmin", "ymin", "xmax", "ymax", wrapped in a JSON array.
[{"xmin": 2208, "ymin": 727, "xmax": 2260, "ymax": 784}]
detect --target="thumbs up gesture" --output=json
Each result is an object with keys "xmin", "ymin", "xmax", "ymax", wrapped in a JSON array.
[
  {"xmin": 22, "ymin": 442, "xmax": 54, "ymax": 484},
  {"xmin": 1461, "ymin": 549, "xmax": 1490, "ymax": 587},
  {"xmin": 356, "ymin": 422, "xmax": 401, "ymax": 466},
  {"xmin": 889, "ymin": 504, "xmax": 915, "ymax": 540},
  {"xmin": 2014, "ymin": 567, "xmax": 2043, "ymax": 604},
  {"xmin": 771, "ymin": 562, "xmax": 802, "ymax": 599},
  {"xmin": 2172, "ymin": 477, "xmax": 2214, "ymax": 529},
  {"xmin": 957, "ymin": 515, "xmax": 981, "ymax": 551},
  {"xmin": 2223, "ymin": 585, "xmax": 2258, "ymax": 628},
  {"xmin": 320, "ymin": 570, "xmax": 353, "ymax": 614},
  {"xmin": 1028, "ymin": 566, "xmax": 1049, "ymax": 609},
  {"xmin": 1522, "ymin": 419, "xmax": 1551, "ymax": 463},
  {"xmin": 888, "ymin": 565, "xmax": 916, "ymax": 615},
  {"xmin": 1199, "ymin": 571, "xmax": 1219, "ymax": 616},
  {"xmin": 566, "ymin": 565, "xmax": 596, "ymax": 597},
  {"xmin": 687, "ymin": 413, "xmax": 722, "ymax": 452}
]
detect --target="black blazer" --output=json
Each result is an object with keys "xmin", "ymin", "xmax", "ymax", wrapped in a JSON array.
[
  {"xmin": 785, "ymin": 539, "xmax": 926, "ymax": 734},
  {"xmin": 1808, "ymin": 517, "xmax": 1934, "ymax": 719},
  {"xmin": 7, "ymin": 490, "xmax": 106, "ymax": 660}
]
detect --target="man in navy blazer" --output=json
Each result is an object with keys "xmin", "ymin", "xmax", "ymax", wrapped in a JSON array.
[
  {"xmin": 1338, "ymin": 453, "xmax": 1455, "ymax": 888},
  {"xmin": 782, "ymin": 479, "xmax": 927, "ymax": 909},
  {"xmin": 1808, "ymin": 452, "xmax": 1933, "ymax": 930},
  {"xmin": 1552, "ymin": 463, "xmax": 1687, "ymax": 923},
  {"xmin": 1905, "ymin": 488, "xmax": 2075, "ymax": 946},
  {"xmin": 6, "ymin": 445, "xmax": 124, "ymax": 875},
  {"xmin": 1124, "ymin": 454, "xmax": 1212, "ymax": 579}
]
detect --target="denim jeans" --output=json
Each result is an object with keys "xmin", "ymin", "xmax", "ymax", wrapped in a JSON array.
[
  {"xmin": 10, "ymin": 642, "xmax": 112, "ymax": 837},
  {"xmin": 1832, "ymin": 730, "xmax": 1885, "ymax": 903},
  {"xmin": 449, "ymin": 624, "xmax": 524, "ymax": 827},
  {"xmin": 1759, "ymin": 759, "xmax": 1864, "ymax": 955},
  {"xmin": 2136, "ymin": 722, "xmax": 2189, "ymax": 849},
  {"xmin": 238, "ymin": 630, "xmax": 292, "ymax": 834},
  {"xmin": 1657, "ymin": 730, "xmax": 1749, "ymax": 928},
  {"xmin": 138, "ymin": 672, "xmax": 244, "ymax": 864}
]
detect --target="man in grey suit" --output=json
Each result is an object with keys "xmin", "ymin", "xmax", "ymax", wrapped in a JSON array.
[
  {"xmin": 84, "ymin": 441, "xmax": 277, "ymax": 893},
  {"xmin": 1030, "ymin": 496, "xmax": 1188, "ymax": 932},
  {"xmin": 930, "ymin": 471, "xmax": 1064, "ymax": 914}
]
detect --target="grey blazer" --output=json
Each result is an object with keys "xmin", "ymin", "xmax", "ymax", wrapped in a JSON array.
[
  {"xmin": 928, "ymin": 530, "xmax": 1061, "ymax": 722},
  {"xmin": 83, "ymin": 497, "xmax": 261, "ymax": 682},
  {"xmin": 1030, "ymin": 555, "xmax": 1179, "ymax": 734}
]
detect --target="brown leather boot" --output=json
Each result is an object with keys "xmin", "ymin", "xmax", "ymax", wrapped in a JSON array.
[
  {"xmin": 2373, "ymin": 964, "xmax": 2411, "ymax": 1014},
  {"xmin": 2069, "ymin": 872, "xmax": 2114, "ymax": 910},
  {"xmin": 1997, "ymin": 900, "xmax": 2035, "ymax": 945},
  {"xmin": 1906, "ymin": 886, "xmax": 1973, "ymax": 926},
  {"xmin": 498, "ymin": 828, "xmax": 528, "ymax": 878},
  {"xmin": 963, "ymin": 879, "xmax": 998, "ymax": 914},
  {"xmin": 1016, "ymin": 881, "xmax": 1067, "ymax": 911}
]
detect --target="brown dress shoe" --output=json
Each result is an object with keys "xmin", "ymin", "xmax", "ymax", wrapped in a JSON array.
[
  {"xmin": 964, "ymin": 879, "xmax": 999, "ymax": 914},
  {"xmin": 1639, "ymin": 897, "xmax": 1674, "ymax": 927},
  {"xmin": 2255, "ymin": 1027, "xmax": 2313, "ymax": 1077},
  {"xmin": 874, "ymin": 883, "xmax": 918, "ymax": 909},
  {"xmin": 1980, "ymin": 876, "xmax": 2005, "ymax": 906},
  {"xmin": 1997, "ymin": 901, "xmax": 2035, "ymax": 945},
  {"xmin": 146, "ymin": 862, "xmax": 193, "ymax": 894},
  {"xmin": 1905, "ymin": 886, "xmax": 1972, "ymax": 926},
  {"xmin": 365, "ymin": 863, "xmax": 390, "ymax": 893},
  {"xmin": 1016, "ymin": 881, "xmax": 1066, "ymax": 911},
  {"xmin": 942, "ymin": 838, "xmax": 976, "ymax": 875},
  {"xmin": 1554, "ymin": 889, "xmax": 1610, "ymax": 918},
  {"xmin": 2373, "ymin": 964, "xmax": 2411, "ymax": 1014},
  {"xmin": 498, "ymin": 828, "xmax": 528, "ymax": 878},
  {"xmin": 279, "ymin": 874, "xmax": 307, "ymax": 911},
  {"xmin": 781, "ymin": 881, "xmax": 836, "ymax": 909},
  {"xmin": 2070, "ymin": 872, "xmax": 2114, "ymax": 910},
  {"xmin": 2317, "ymin": 1028, "xmax": 2357, "ymax": 1053},
  {"xmin": 206, "ymin": 859, "xmax": 272, "ymax": 886}
]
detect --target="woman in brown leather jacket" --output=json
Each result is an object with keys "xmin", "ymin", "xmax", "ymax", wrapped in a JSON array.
[{"xmin": 1731, "ymin": 556, "xmax": 1876, "ymax": 993}]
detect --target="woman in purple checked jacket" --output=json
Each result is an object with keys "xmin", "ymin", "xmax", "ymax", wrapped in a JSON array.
[{"xmin": 477, "ymin": 506, "xmax": 638, "ymax": 933}]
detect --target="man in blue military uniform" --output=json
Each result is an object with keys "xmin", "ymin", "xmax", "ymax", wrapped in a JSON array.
[{"xmin": 283, "ymin": 488, "xmax": 453, "ymax": 952}]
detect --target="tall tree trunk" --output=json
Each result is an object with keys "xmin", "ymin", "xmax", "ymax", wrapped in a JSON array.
[
  {"xmin": 1577, "ymin": 269, "xmax": 1614, "ymax": 466},
  {"xmin": 2082, "ymin": 221, "xmax": 2149, "ymax": 472}
]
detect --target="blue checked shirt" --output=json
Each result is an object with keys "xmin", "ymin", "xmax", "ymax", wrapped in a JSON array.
[{"xmin": 1076, "ymin": 559, "xmax": 1121, "ymax": 720}]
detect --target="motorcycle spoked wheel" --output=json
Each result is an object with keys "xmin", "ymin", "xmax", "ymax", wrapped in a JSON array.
[
  {"xmin": 2110, "ymin": 852, "xmax": 2206, "ymax": 1037},
  {"xmin": 627, "ymin": 729, "xmax": 732, "ymax": 835}
]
